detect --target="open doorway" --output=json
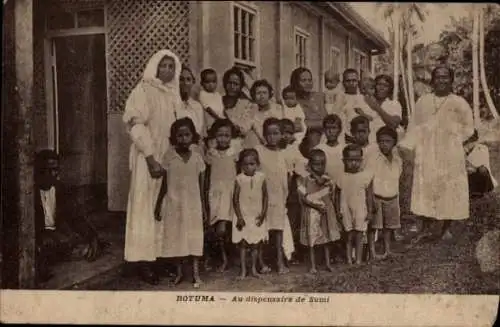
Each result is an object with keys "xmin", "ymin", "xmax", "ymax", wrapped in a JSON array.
[{"xmin": 50, "ymin": 33, "xmax": 108, "ymax": 213}]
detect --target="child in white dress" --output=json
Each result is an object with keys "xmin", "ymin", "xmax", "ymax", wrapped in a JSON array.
[
  {"xmin": 256, "ymin": 117, "xmax": 295, "ymax": 274},
  {"xmin": 282, "ymin": 86, "xmax": 306, "ymax": 144},
  {"xmin": 155, "ymin": 117, "xmax": 207, "ymax": 288},
  {"xmin": 334, "ymin": 144, "xmax": 375, "ymax": 265},
  {"xmin": 232, "ymin": 149, "xmax": 269, "ymax": 279},
  {"xmin": 205, "ymin": 119, "xmax": 240, "ymax": 272}
]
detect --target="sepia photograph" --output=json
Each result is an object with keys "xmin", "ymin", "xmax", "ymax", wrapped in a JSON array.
[{"xmin": 1, "ymin": 0, "xmax": 499, "ymax": 325}]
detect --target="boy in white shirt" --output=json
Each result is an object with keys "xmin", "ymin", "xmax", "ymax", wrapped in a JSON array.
[
  {"xmin": 199, "ymin": 68, "xmax": 225, "ymax": 132},
  {"xmin": 366, "ymin": 126, "xmax": 403, "ymax": 260},
  {"xmin": 348, "ymin": 115, "xmax": 378, "ymax": 169},
  {"xmin": 282, "ymin": 85, "xmax": 306, "ymax": 144}
]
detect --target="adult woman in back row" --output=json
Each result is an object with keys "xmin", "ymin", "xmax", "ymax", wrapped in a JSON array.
[
  {"xmin": 290, "ymin": 67, "xmax": 327, "ymax": 130},
  {"xmin": 399, "ymin": 65, "xmax": 474, "ymax": 242}
]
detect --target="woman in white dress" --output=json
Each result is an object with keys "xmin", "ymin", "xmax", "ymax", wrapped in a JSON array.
[
  {"xmin": 122, "ymin": 50, "xmax": 181, "ymax": 284},
  {"xmin": 399, "ymin": 65, "xmax": 474, "ymax": 241}
]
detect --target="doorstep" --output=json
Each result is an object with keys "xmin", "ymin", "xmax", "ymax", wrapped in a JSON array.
[{"xmin": 38, "ymin": 211, "xmax": 126, "ymax": 290}]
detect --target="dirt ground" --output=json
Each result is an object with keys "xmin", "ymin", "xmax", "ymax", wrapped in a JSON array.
[{"xmin": 86, "ymin": 142, "xmax": 500, "ymax": 294}]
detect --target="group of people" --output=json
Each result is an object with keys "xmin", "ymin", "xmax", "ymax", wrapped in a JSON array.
[
  {"xmin": 120, "ymin": 49, "xmax": 498, "ymax": 287},
  {"xmin": 27, "ymin": 46, "xmax": 492, "ymax": 292}
]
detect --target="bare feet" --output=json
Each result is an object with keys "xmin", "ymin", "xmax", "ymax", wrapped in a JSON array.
[
  {"xmin": 250, "ymin": 269, "xmax": 262, "ymax": 279},
  {"xmin": 325, "ymin": 264, "xmax": 335, "ymax": 272},
  {"xmin": 411, "ymin": 231, "xmax": 433, "ymax": 245},
  {"xmin": 173, "ymin": 274, "xmax": 184, "ymax": 286},
  {"xmin": 217, "ymin": 260, "xmax": 227, "ymax": 273},
  {"xmin": 309, "ymin": 267, "xmax": 318, "ymax": 274},
  {"xmin": 278, "ymin": 266, "xmax": 290, "ymax": 274},
  {"xmin": 441, "ymin": 230, "xmax": 453, "ymax": 241},
  {"xmin": 260, "ymin": 265, "xmax": 271, "ymax": 274},
  {"xmin": 193, "ymin": 277, "xmax": 203, "ymax": 288}
]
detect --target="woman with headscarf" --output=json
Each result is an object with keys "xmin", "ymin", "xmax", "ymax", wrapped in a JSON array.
[
  {"xmin": 290, "ymin": 67, "xmax": 327, "ymax": 131},
  {"xmin": 122, "ymin": 50, "xmax": 182, "ymax": 284},
  {"xmin": 399, "ymin": 65, "xmax": 474, "ymax": 242}
]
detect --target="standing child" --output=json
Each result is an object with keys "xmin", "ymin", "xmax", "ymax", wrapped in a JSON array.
[
  {"xmin": 282, "ymin": 86, "xmax": 306, "ymax": 144},
  {"xmin": 315, "ymin": 114, "xmax": 344, "ymax": 181},
  {"xmin": 155, "ymin": 117, "xmax": 207, "ymax": 288},
  {"xmin": 256, "ymin": 117, "xmax": 295, "ymax": 273},
  {"xmin": 349, "ymin": 115, "xmax": 378, "ymax": 169},
  {"xmin": 199, "ymin": 69, "xmax": 225, "ymax": 135},
  {"xmin": 232, "ymin": 149, "xmax": 269, "ymax": 279},
  {"xmin": 335, "ymin": 144, "xmax": 375, "ymax": 265},
  {"xmin": 366, "ymin": 127, "xmax": 403, "ymax": 260},
  {"xmin": 298, "ymin": 149, "xmax": 341, "ymax": 273},
  {"xmin": 204, "ymin": 119, "xmax": 240, "ymax": 272}
]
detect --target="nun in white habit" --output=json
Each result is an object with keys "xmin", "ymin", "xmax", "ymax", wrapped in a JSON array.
[{"xmin": 122, "ymin": 49, "xmax": 182, "ymax": 284}]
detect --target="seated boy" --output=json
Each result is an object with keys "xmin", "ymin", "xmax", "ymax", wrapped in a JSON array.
[{"xmin": 35, "ymin": 149, "xmax": 108, "ymax": 284}]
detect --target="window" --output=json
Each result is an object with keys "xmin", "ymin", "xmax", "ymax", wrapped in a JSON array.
[
  {"xmin": 233, "ymin": 3, "xmax": 257, "ymax": 66},
  {"xmin": 295, "ymin": 27, "xmax": 309, "ymax": 68},
  {"xmin": 353, "ymin": 48, "xmax": 368, "ymax": 76},
  {"xmin": 329, "ymin": 46, "xmax": 341, "ymax": 73},
  {"xmin": 46, "ymin": 8, "xmax": 105, "ymax": 30}
]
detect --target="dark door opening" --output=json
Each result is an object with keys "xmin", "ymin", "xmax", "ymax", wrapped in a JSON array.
[{"xmin": 54, "ymin": 34, "xmax": 107, "ymax": 213}]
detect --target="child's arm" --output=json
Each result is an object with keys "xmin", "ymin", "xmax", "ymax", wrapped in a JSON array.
[
  {"xmin": 232, "ymin": 180, "xmax": 245, "ymax": 230},
  {"xmin": 199, "ymin": 171, "xmax": 208, "ymax": 224},
  {"xmin": 365, "ymin": 180, "xmax": 375, "ymax": 221},
  {"xmin": 204, "ymin": 164, "xmax": 211, "ymax": 220},
  {"xmin": 257, "ymin": 179, "xmax": 269, "ymax": 226},
  {"xmin": 334, "ymin": 185, "xmax": 342, "ymax": 221},
  {"xmin": 154, "ymin": 170, "xmax": 168, "ymax": 221},
  {"xmin": 354, "ymin": 107, "xmax": 374, "ymax": 121},
  {"xmin": 204, "ymin": 106, "xmax": 223, "ymax": 120},
  {"xmin": 297, "ymin": 179, "xmax": 326, "ymax": 213}
]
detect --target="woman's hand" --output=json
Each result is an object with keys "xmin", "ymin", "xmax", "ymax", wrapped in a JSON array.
[
  {"xmin": 364, "ymin": 94, "xmax": 379, "ymax": 111},
  {"xmin": 145, "ymin": 155, "xmax": 164, "ymax": 179},
  {"xmin": 256, "ymin": 214, "xmax": 265, "ymax": 227}
]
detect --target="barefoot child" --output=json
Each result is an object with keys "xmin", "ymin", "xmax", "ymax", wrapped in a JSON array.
[
  {"xmin": 298, "ymin": 149, "xmax": 341, "ymax": 273},
  {"xmin": 256, "ymin": 118, "xmax": 295, "ymax": 273},
  {"xmin": 335, "ymin": 144, "xmax": 375, "ymax": 264},
  {"xmin": 282, "ymin": 86, "xmax": 306, "ymax": 144},
  {"xmin": 232, "ymin": 149, "xmax": 269, "ymax": 279},
  {"xmin": 155, "ymin": 117, "xmax": 207, "ymax": 288},
  {"xmin": 366, "ymin": 126, "xmax": 403, "ymax": 260},
  {"xmin": 204, "ymin": 119, "xmax": 240, "ymax": 272}
]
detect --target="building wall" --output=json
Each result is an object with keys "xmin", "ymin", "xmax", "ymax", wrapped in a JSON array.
[{"xmin": 256, "ymin": 1, "xmax": 279, "ymax": 90}]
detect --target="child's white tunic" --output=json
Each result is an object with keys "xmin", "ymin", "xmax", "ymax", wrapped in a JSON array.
[{"xmin": 400, "ymin": 93, "xmax": 474, "ymax": 220}]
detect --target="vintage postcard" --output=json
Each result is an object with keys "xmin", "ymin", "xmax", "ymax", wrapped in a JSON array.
[{"xmin": 1, "ymin": 1, "xmax": 499, "ymax": 325}]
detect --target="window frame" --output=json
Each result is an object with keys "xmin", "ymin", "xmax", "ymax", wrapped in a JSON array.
[
  {"xmin": 231, "ymin": 1, "xmax": 259, "ymax": 69},
  {"xmin": 294, "ymin": 26, "xmax": 310, "ymax": 68},
  {"xmin": 353, "ymin": 47, "xmax": 368, "ymax": 76},
  {"xmin": 329, "ymin": 45, "xmax": 342, "ymax": 73}
]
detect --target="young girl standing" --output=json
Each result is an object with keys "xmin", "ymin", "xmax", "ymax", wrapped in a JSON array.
[
  {"xmin": 256, "ymin": 118, "xmax": 295, "ymax": 274},
  {"xmin": 155, "ymin": 117, "xmax": 207, "ymax": 288},
  {"xmin": 232, "ymin": 149, "xmax": 269, "ymax": 279},
  {"xmin": 205, "ymin": 119, "xmax": 240, "ymax": 272},
  {"xmin": 298, "ymin": 149, "xmax": 341, "ymax": 273}
]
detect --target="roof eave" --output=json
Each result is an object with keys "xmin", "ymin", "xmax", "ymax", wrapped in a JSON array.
[{"xmin": 327, "ymin": 2, "xmax": 390, "ymax": 54}]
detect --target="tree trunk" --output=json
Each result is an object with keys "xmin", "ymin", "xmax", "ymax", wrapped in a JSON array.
[
  {"xmin": 407, "ymin": 25, "xmax": 416, "ymax": 118},
  {"xmin": 479, "ymin": 5, "xmax": 499, "ymax": 119},
  {"xmin": 472, "ymin": 6, "xmax": 480, "ymax": 129},
  {"xmin": 399, "ymin": 50, "xmax": 411, "ymax": 121},
  {"xmin": 393, "ymin": 8, "xmax": 401, "ymax": 100}
]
